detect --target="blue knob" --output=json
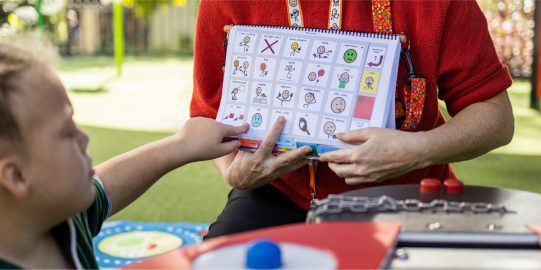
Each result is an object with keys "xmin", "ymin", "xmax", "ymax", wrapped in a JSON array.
[{"xmin": 245, "ymin": 239, "xmax": 283, "ymax": 269}]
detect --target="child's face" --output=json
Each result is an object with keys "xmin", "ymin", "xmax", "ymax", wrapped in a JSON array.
[{"xmin": 10, "ymin": 66, "xmax": 95, "ymax": 216}]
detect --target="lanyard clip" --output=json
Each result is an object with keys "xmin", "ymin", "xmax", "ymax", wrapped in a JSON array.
[
  {"xmin": 401, "ymin": 49, "xmax": 417, "ymax": 86},
  {"xmin": 399, "ymin": 33, "xmax": 416, "ymax": 86}
]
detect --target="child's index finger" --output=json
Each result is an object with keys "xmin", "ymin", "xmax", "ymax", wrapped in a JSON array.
[{"xmin": 223, "ymin": 123, "xmax": 249, "ymax": 136}]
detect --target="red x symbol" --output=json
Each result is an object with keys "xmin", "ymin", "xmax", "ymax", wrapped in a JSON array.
[{"xmin": 261, "ymin": 39, "xmax": 278, "ymax": 54}]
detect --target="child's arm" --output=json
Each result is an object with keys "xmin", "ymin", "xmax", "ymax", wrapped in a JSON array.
[{"xmin": 94, "ymin": 117, "xmax": 248, "ymax": 215}]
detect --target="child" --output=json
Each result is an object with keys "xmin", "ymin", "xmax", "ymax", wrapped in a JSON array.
[{"xmin": 0, "ymin": 43, "xmax": 249, "ymax": 268}]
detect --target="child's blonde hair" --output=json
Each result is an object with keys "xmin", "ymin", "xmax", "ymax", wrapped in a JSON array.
[{"xmin": 0, "ymin": 44, "xmax": 35, "ymax": 144}]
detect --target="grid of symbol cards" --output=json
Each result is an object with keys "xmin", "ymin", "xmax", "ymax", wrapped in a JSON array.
[{"xmin": 220, "ymin": 26, "xmax": 390, "ymax": 147}]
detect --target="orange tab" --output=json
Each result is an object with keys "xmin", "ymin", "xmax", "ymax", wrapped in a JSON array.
[{"xmin": 239, "ymin": 139, "xmax": 260, "ymax": 149}]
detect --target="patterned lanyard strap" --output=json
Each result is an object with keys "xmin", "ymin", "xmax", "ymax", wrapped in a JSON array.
[
  {"xmin": 286, "ymin": 0, "xmax": 342, "ymax": 30},
  {"xmin": 371, "ymin": 0, "xmax": 426, "ymax": 131}
]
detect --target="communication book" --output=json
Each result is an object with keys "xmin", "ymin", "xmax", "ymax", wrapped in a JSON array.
[{"xmin": 216, "ymin": 25, "xmax": 401, "ymax": 156}]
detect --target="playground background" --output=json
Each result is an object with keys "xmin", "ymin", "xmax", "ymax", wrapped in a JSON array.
[
  {"xmin": 57, "ymin": 56, "xmax": 541, "ymax": 223},
  {"xmin": 2, "ymin": 0, "xmax": 541, "ymax": 223}
]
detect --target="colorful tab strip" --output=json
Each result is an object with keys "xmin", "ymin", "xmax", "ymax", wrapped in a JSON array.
[
  {"xmin": 296, "ymin": 142, "xmax": 319, "ymax": 156},
  {"xmin": 239, "ymin": 138, "xmax": 260, "ymax": 149},
  {"xmin": 316, "ymin": 145, "xmax": 339, "ymax": 155},
  {"xmin": 277, "ymin": 136, "xmax": 297, "ymax": 149}
]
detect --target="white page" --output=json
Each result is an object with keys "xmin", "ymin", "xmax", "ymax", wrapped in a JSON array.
[{"xmin": 216, "ymin": 25, "xmax": 401, "ymax": 151}]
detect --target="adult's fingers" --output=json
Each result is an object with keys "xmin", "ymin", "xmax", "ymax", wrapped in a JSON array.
[
  {"xmin": 319, "ymin": 148, "xmax": 357, "ymax": 163},
  {"xmin": 345, "ymin": 176, "xmax": 379, "ymax": 185},
  {"xmin": 327, "ymin": 163, "xmax": 382, "ymax": 184},
  {"xmin": 224, "ymin": 24, "xmax": 233, "ymax": 33},
  {"xmin": 276, "ymin": 157, "xmax": 310, "ymax": 176},
  {"xmin": 258, "ymin": 116, "xmax": 285, "ymax": 156},
  {"xmin": 274, "ymin": 146, "xmax": 312, "ymax": 168},
  {"xmin": 335, "ymin": 128, "xmax": 372, "ymax": 144},
  {"xmin": 222, "ymin": 123, "xmax": 249, "ymax": 137},
  {"xmin": 327, "ymin": 162, "xmax": 360, "ymax": 179}
]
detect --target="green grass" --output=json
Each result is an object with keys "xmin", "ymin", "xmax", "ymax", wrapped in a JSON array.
[
  {"xmin": 84, "ymin": 79, "xmax": 541, "ymax": 223},
  {"xmin": 453, "ymin": 153, "xmax": 541, "ymax": 193},
  {"xmin": 83, "ymin": 126, "xmax": 230, "ymax": 223},
  {"xmin": 58, "ymin": 55, "xmax": 194, "ymax": 71},
  {"xmin": 452, "ymin": 79, "xmax": 541, "ymax": 193}
]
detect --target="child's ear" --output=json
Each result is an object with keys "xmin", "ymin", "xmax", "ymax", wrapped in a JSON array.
[{"xmin": 0, "ymin": 159, "xmax": 30, "ymax": 199}]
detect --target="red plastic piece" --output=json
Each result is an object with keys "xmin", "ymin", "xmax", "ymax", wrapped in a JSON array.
[
  {"xmin": 420, "ymin": 178, "xmax": 441, "ymax": 193},
  {"xmin": 124, "ymin": 222, "xmax": 402, "ymax": 269},
  {"xmin": 444, "ymin": 178, "xmax": 464, "ymax": 194}
]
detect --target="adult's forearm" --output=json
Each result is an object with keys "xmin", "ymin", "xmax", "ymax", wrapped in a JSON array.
[{"xmin": 419, "ymin": 91, "xmax": 514, "ymax": 167}]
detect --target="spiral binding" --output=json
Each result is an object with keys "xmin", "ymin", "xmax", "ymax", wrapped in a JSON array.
[{"xmin": 234, "ymin": 24, "xmax": 398, "ymax": 40}]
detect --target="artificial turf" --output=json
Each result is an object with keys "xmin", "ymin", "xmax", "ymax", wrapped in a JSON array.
[{"xmin": 82, "ymin": 79, "xmax": 541, "ymax": 223}]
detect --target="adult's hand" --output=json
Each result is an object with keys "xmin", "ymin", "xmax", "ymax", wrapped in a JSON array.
[
  {"xmin": 320, "ymin": 91, "xmax": 514, "ymax": 185},
  {"xmin": 217, "ymin": 25, "xmax": 311, "ymax": 189},
  {"xmin": 319, "ymin": 128, "xmax": 427, "ymax": 185},
  {"xmin": 223, "ymin": 116, "xmax": 312, "ymax": 189}
]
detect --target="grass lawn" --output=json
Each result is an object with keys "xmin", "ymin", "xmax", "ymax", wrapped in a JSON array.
[
  {"xmin": 84, "ymin": 79, "xmax": 541, "ymax": 223},
  {"xmin": 84, "ymin": 126, "xmax": 230, "ymax": 223}
]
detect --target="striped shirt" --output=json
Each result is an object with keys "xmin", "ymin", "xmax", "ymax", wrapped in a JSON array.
[{"xmin": 0, "ymin": 176, "xmax": 111, "ymax": 269}]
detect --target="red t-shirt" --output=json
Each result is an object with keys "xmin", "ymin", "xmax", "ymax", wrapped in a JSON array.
[{"xmin": 190, "ymin": 0, "xmax": 512, "ymax": 210}]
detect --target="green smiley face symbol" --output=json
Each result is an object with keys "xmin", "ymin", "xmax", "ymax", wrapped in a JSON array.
[{"xmin": 343, "ymin": 49, "xmax": 358, "ymax": 63}]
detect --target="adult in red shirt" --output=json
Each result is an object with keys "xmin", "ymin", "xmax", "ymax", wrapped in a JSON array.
[{"xmin": 190, "ymin": 0, "xmax": 514, "ymax": 238}]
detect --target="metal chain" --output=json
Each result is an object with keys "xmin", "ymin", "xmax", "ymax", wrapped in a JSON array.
[{"xmin": 307, "ymin": 195, "xmax": 514, "ymax": 221}]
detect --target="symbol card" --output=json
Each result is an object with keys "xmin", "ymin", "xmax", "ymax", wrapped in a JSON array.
[
  {"xmin": 258, "ymin": 35, "xmax": 284, "ymax": 56},
  {"xmin": 337, "ymin": 43, "xmax": 365, "ymax": 66},
  {"xmin": 270, "ymin": 109, "xmax": 294, "ymax": 135},
  {"xmin": 273, "ymin": 84, "xmax": 298, "ymax": 109},
  {"xmin": 349, "ymin": 119, "xmax": 370, "ymax": 131},
  {"xmin": 303, "ymin": 63, "xmax": 331, "ymax": 87},
  {"xmin": 251, "ymin": 82, "xmax": 272, "ymax": 105},
  {"xmin": 299, "ymin": 87, "xmax": 324, "ymax": 112},
  {"xmin": 255, "ymin": 57, "xmax": 278, "ymax": 80},
  {"xmin": 283, "ymin": 36, "xmax": 309, "ymax": 59},
  {"xmin": 365, "ymin": 46, "xmax": 387, "ymax": 69},
  {"xmin": 359, "ymin": 70, "xmax": 381, "ymax": 95},
  {"xmin": 231, "ymin": 55, "xmax": 253, "ymax": 78},
  {"xmin": 248, "ymin": 107, "xmax": 269, "ymax": 131},
  {"xmin": 310, "ymin": 40, "xmax": 337, "ymax": 63},
  {"xmin": 234, "ymin": 32, "xmax": 258, "ymax": 53},
  {"xmin": 318, "ymin": 116, "xmax": 347, "ymax": 141},
  {"xmin": 354, "ymin": 95, "xmax": 375, "ymax": 120},
  {"xmin": 228, "ymin": 80, "xmax": 249, "ymax": 103},
  {"xmin": 293, "ymin": 112, "xmax": 318, "ymax": 138},
  {"xmin": 277, "ymin": 60, "xmax": 301, "ymax": 83},
  {"xmin": 331, "ymin": 66, "xmax": 359, "ymax": 92},
  {"xmin": 324, "ymin": 91, "xmax": 353, "ymax": 117},
  {"xmin": 221, "ymin": 104, "xmax": 246, "ymax": 126}
]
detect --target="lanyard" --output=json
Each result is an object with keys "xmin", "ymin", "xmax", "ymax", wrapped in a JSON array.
[
  {"xmin": 286, "ymin": 0, "xmax": 393, "ymax": 32},
  {"xmin": 286, "ymin": 0, "xmax": 343, "ymax": 30},
  {"xmin": 286, "ymin": 0, "xmax": 394, "ymax": 208},
  {"xmin": 285, "ymin": 0, "xmax": 424, "ymax": 131},
  {"xmin": 308, "ymin": 159, "xmax": 318, "ymax": 209},
  {"xmin": 283, "ymin": 0, "xmax": 424, "ymax": 207}
]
